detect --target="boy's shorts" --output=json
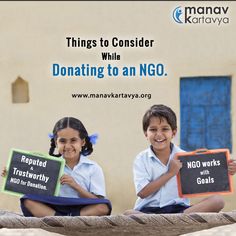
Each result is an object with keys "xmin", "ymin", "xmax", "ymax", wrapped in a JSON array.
[{"xmin": 140, "ymin": 204, "xmax": 190, "ymax": 214}]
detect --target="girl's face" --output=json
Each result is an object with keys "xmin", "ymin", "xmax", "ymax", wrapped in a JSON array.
[{"xmin": 56, "ymin": 127, "xmax": 85, "ymax": 162}]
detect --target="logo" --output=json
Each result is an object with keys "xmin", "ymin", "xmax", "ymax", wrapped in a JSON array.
[
  {"xmin": 172, "ymin": 6, "xmax": 230, "ymax": 26},
  {"xmin": 173, "ymin": 6, "xmax": 183, "ymax": 24}
]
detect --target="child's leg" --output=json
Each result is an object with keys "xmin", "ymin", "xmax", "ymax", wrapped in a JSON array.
[
  {"xmin": 80, "ymin": 204, "xmax": 110, "ymax": 216},
  {"xmin": 23, "ymin": 199, "xmax": 56, "ymax": 217},
  {"xmin": 183, "ymin": 195, "xmax": 225, "ymax": 213}
]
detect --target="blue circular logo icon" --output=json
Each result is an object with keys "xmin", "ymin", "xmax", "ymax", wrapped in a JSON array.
[{"xmin": 173, "ymin": 6, "xmax": 183, "ymax": 24}]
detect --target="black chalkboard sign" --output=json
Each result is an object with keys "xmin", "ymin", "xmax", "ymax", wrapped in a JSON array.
[
  {"xmin": 176, "ymin": 149, "xmax": 233, "ymax": 197},
  {"xmin": 2, "ymin": 149, "xmax": 65, "ymax": 197}
]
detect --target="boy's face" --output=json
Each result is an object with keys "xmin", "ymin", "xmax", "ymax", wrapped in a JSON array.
[{"xmin": 145, "ymin": 117, "xmax": 176, "ymax": 154}]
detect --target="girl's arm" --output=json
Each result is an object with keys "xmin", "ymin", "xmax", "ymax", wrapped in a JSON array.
[
  {"xmin": 137, "ymin": 158, "xmax": 182, "ymax": 199},
  {"xmin": 60, "ymin": 175, "xmax": 99, "ymax": 198},
  {"xmin": 1, "ymin": 167, "xmax": 7, "ymax": 177}
]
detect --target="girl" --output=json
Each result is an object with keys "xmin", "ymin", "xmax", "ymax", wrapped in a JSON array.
[{"xmin": 19, "ymin": 117, "xmax": 111, "ymax": 217}]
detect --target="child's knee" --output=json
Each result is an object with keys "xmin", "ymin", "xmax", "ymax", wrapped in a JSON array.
[
  {"xmin": 95, "ymin": 204, "xmax": 110, "ymax": 215},
  {"xmin": 210, "ymin": 195, "xmax": 225, "ymax": 210},
  {"xmin": 23, "ymin": 199, "xmax": 36, "ymax": 210}
]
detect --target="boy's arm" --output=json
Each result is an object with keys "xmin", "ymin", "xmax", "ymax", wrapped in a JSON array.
[
  {"xmin": 136, "ymin": 158, "xmax": 182, "ymax": 199},
  {"xmin": 228, "ymin": 159, "xmax": 236, "ymax": 175}
]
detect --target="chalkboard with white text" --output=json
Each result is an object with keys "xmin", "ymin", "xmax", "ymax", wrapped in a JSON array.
[
  {"xmin": 2, "ymin": 149, "xmax": 65, "ymax": 197},
  {"xmin": 176, "ymin": 149, "xmax": 233, "ymax": 197}
]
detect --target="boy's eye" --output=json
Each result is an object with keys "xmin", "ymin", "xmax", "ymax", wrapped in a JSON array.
[
  {"xmin": 162, "ymin": 128, "xmax": 170, "ymax": 131},
  {"xmin": 149, "ymin": 128, "xmax": 157, "ymax": 132},
  {"xmin": 148, "ymin": 127, "xmax": 171, "ymax": 132}
]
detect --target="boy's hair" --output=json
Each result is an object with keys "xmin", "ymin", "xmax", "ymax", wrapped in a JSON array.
[
  {"xmin": 49, "ymin": 117, "xmax": 93, "ymax": 157},
  {"xmin": 142, "ymin": 104, "xmax": 177, "ymax": 132}
]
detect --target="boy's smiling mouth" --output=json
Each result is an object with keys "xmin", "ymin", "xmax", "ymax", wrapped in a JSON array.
[{"xmin": 155, "ymin": 138, "xmax": 166, "ymax": 143}]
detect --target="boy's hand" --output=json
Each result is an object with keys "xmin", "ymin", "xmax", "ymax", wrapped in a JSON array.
[
  {"xmin": 168, "ymin": 157, "xmax": 182, "ymax": 176},
  {"xmin": 1, "ymin": 167, "xmax": 7, "ymax": 177},
  {"xmin": 228, "ymin": 159, "xmax": 236, "ymax": 175}
]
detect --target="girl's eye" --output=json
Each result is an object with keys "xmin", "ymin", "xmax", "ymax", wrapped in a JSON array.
[
  {"xmin": 58, "ymin": 139, "xmax": 66, "ymax": 143},
  {"xmin": 71, "ymin": 138, "xmax": 78, "ymax": 142}
]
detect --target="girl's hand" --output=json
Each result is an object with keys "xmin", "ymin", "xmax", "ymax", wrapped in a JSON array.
[
  {"xmin": 1, "ymin": 167, "xmax": 7, "ymax": 177},
  {"xmin": 60, "ymin": 174, "xmax": 99, "ymax": 199},
  {"xmin": 60, "ymin": 174, "xmax": 78, "ymax": 188},
  {"xmin": 168, "ymin": 157, "xmax": 182, "ymax": 176},
  {"xmin": 228, "ymin": 159, "xmax": 236, "ymax": 175}
]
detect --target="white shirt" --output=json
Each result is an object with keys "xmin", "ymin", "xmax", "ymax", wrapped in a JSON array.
[
  {"xmin": 133, "ymin": 144, "xmax": 190, "ymax": 210},
  {"xmin": 59, "ymin": 155, "xmax": 106, "ymax": 198}
]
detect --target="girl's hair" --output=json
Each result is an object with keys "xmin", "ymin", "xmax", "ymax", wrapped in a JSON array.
[{"xmin": 49, "ymin": 117, "xmax": 93, "ymax": 157}]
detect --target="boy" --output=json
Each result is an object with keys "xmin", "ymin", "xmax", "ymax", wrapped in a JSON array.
[{"xmin": 126, "ymin": 104, "xmax": 227, "ymax": 215}]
